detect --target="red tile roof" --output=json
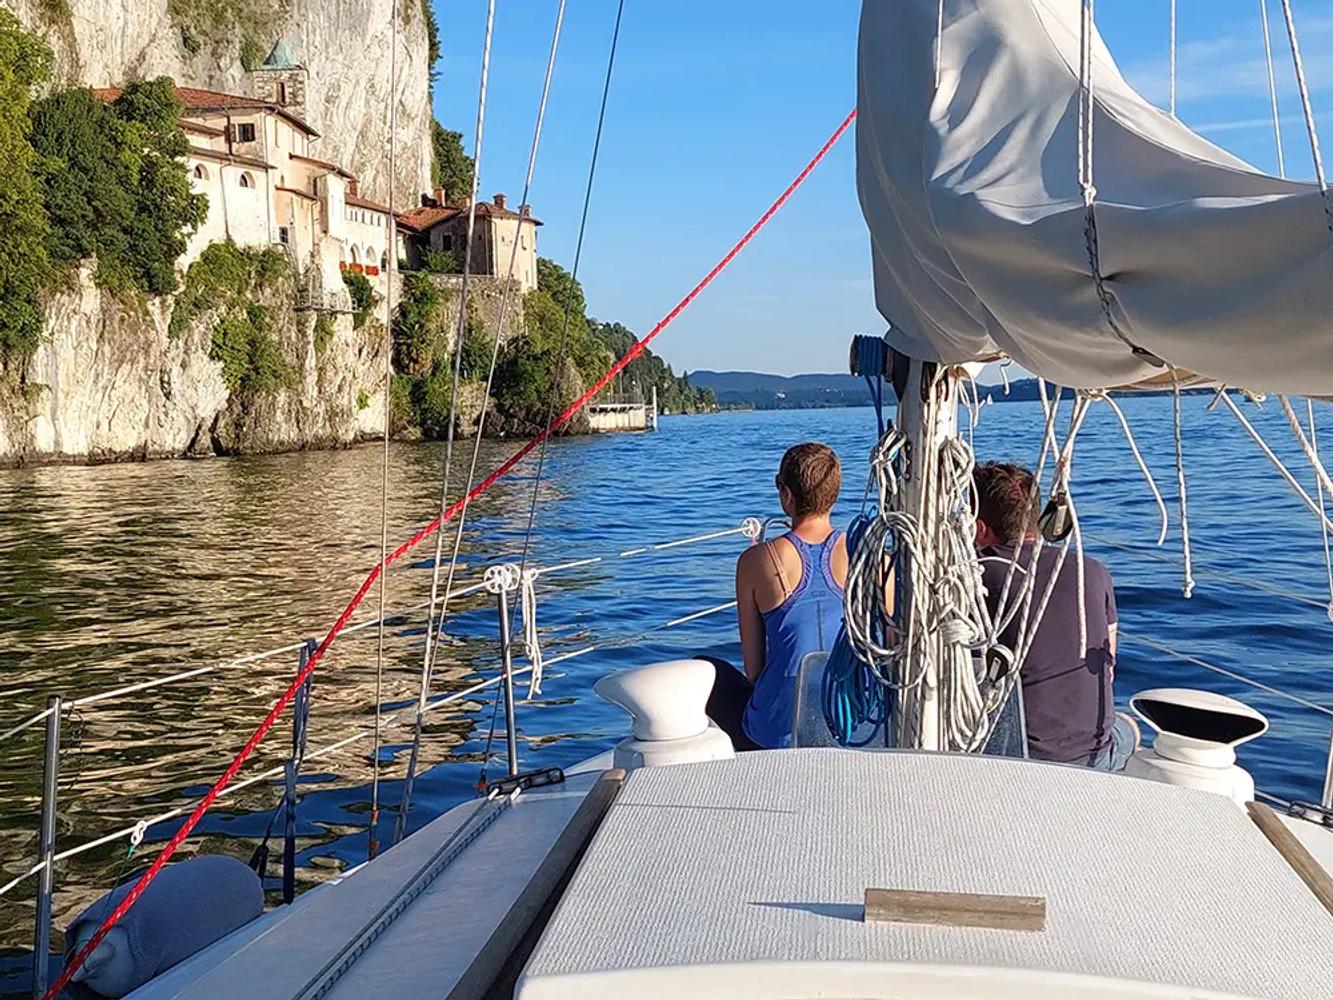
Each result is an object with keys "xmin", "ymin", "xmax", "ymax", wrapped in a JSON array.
[
  {"xmin": 396, "ymin": 205, "xmax": 460, "ymax": 231},
  {"xmin": 396, "ymin": 201, "xmax": 541, "ymax": 232},
  {"xmin": 92, "ymin": 85, "xmax": 319, "ymax": 137}
]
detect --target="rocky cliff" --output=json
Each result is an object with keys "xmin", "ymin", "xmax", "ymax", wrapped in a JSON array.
[
  {"xmin": 2, "ymin": 0, "xmax": 432, "ymax": 206},
  {"xmin": 0, "ymin": 264, "xmax": 389, "ymax": 465}
]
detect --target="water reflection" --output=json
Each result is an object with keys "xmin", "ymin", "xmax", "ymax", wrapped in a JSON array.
[{"xmin": 3, "ymin": 399, "xmax": 1333, "ymax": 973}]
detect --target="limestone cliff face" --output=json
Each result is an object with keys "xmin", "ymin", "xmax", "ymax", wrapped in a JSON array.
[
  {"xmin": 2, "ymin": 0, "xmax": 432, "ymax": 206},
  {"xmin": 0, "ymin": 267, "xmax": 388, "ymax": 465}
]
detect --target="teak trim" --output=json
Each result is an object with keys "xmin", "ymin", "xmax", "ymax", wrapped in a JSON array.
[
  {"xmin": 1247, "ymin": 800, "xmax": 1333, "ymax": 917},
  {"xmin": 863, "ymin": 888, "xmax": 1047, "ymax": 932}
]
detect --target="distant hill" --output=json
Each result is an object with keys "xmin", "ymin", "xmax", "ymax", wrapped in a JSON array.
[
  {"xmin": 688, "ymin": 370, "xmax": 873, "ymax": 410},
  {"xmin": 689, "ymin": 371, "xmax": 1206, "ymax": 410}
]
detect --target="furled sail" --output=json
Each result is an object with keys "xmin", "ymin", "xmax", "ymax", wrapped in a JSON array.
[{"xmin": 857, "ymin": 0, "xmax": 1333, "ymax": 393}]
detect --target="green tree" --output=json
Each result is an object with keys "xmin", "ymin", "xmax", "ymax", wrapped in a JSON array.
[
  {"xmin": 0, "ymin": 11, "xmax": 54, "ymax": 363},
  {"xmin": 589, "ymin": 319, "xmax": 716, "ymax": 414},
  {"xmin": 112, "ymin": 80, "xmax": 208, "ymax": 293},
  {"xmin": 421, "ymin": 0, "xmax": 441, "ymax": 89},
  {"xmin": 392, "ymin": 272, "xmax": 443, "ymax": 376},
  {"xmin": 29, "ymin": 78, "xmax": 205, "ymax": 294},
  {"xmin": 430, "ymin": 121, "xmax": 474, "ymax": 202},
  {"xmin": 342, "ymin": 270, "xmax": 377, "ymax": 329}
]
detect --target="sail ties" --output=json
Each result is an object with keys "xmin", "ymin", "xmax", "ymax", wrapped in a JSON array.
[{"xmin": 1076, "ymin": 0, "xmax": 1165, "ymax": 369}]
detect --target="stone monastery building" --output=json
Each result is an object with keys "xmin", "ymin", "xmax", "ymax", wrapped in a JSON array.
[{"xmin": 94, "ymin": 40, "xmax": 540, "ymax": 311}]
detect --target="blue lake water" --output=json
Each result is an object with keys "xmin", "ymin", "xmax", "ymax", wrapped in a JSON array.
[{"xmin": 3, "ymin": 396, "xmax": 1333, "ymax": 985}]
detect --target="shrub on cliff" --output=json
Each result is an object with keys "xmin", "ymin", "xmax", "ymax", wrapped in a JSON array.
[
  {"xmin": 342, "ymin": 270, "xmax": 377, "ymax": 330},
  {"xmin": 490, "ymin": 258, "xmax": 611, "ymax": 429},
  {"xmin": 171, "ymin": 242, "xmax": 296, "ymax": 394},
  {"xmin": 392, "ymin": 272, "xmax": 444, "ymax": 376},
  {"xmin": 29, "ymin": 78, "xmax": 206, "ymax": 294},
  {"xmin": 0, "ymin": 11, "xmax": 54, "ymax": 365}
]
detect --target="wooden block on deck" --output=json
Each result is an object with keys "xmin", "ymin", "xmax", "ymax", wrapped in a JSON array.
[{"xmin": 863, "ymin": 887, "xmax": 1046, "ymax": 932}]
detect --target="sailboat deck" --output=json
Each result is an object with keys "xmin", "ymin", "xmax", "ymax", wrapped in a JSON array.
[{"xmin": 519, "ymin": 749, "xmax": 1333, "ymax": 999}]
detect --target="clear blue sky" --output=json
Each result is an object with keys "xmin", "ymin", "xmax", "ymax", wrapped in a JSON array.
[{"xmin": 431, "ymin": 0, "xmax": 1333, "ymax": 377}]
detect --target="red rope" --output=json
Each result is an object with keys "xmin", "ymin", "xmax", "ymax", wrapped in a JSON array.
[{"xmin": 45, "ymin": 107, "xmax": 856, "ymax": 1000}]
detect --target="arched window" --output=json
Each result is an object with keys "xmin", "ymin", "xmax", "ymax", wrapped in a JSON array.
[
  {"xmin": 365, "ymin": 246, "xmax": 377, "ymax": 266},
  {"xmin": 350, "ymin": 245, "xmax": 360, "ymax": 264},
  {"xmin": 380, "ymin": 252, "xmax": 388, "ymax": 270},
  {"xmin": 192, "ymin": 164, "xmax": 208, "ymax": 181},
  {"xmin": 239, "ymin": 171, "xmax": 254, "ymax": 189}
]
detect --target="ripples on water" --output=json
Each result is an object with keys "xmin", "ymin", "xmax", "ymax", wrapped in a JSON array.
[{"xmin": 3, "ymin": 398, "xmax": 1333, "ymax": 981}]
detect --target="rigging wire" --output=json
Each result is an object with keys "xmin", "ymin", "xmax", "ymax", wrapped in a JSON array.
[
  {"xmin": 1259, "ymin": 0, "xmax": 1287, "ymax": 177},
  {"xmin": 1307, "ymin": 399, "xmax": 1333, "ymax": 620},
  {"xmin": 1278, "ymin": 0, "xmax": 1333, "ymax": 242},
  {"xmin": 1168, "ymin": 0, "xmax": 1177, "ymax": 116},
  {"xmin": 405, "ymin": 0, "xmax": 497, "ymax": 811},
  {"xmin": 395, "ymin": 0, "xmax": 564, "ymax": 846},
  {"xmin": 44, "ymin": 109, "xmax": 856, "ymax": 1000},
  {"xmin": 517, "ymin": 0, "xmax": 627, "ymax": 578},
  {"xmin": 1169, "ymin": 368, "xmax": 1196, "ymax": 598},
  {"xmin": 367, "ymin": 0, "xmax": 401, "ymax": 864}
]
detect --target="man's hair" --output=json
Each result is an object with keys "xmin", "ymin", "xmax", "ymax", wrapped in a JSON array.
[
  {"xmin": 973, "ymin": 461, "xmax": 1040, "ymax": 543},
  {"xmin": 777, "ymin": 442, "xmax": 841, "ymax": 517}
]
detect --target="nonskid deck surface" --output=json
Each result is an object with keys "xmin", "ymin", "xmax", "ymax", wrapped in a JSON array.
[{"xmin": 519, "ymin": 749, "xmax": 1333, "ymax": 999}]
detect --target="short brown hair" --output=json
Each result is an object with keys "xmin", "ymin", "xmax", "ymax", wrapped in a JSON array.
[
  {"xmin": 973, "ymin": 462, "xmax": 1040, "ymax": 543},
  {"xmin": 777, "ymin": 443, "xmax": 841, "ymax": 516}
]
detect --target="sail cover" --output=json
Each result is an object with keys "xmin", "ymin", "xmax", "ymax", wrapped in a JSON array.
[{"xmin": 857, "ymin": 0, "xmax": 1333, "ymax": 393}]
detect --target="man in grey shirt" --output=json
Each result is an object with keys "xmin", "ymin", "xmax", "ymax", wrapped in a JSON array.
[{"xmin": 973, "ymin": 462, "xmax": 1138, "ymax": 769}]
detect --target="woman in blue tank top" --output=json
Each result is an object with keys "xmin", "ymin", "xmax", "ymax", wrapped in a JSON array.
[{"xmin": 705, "ymin": 443, "xmax": 847, "ymax": 750}]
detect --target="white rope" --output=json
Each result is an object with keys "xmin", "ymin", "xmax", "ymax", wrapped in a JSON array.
[
  {"xmin": 1308, "ymin": 399, "xmax": 1333, "ymax": 621},
  {"xmin": 1086, "ymin": 390, "xmax": 1169, "ymax": 544},
  {"xmin": 1278, "ymin": 396, "xmax": 1333, "ymax": 620},
  {"xmin": 1218, "ymin": 391, "xmax": 1333, "ymax": 536},
  {"xmin": 519, "ymin": 568, "xmax": 545, "ymax": 697},
  {"xmin": 1259, "ymin": 0, "xmax": 1287, "ymax": 176},
  {"xmin": 1278, "ymin": 0, "xmax": 1333, "ymax": 242},
  {"xmin": 1170, "ymin": 368, "xmax": 1196, "ymax": 598}
]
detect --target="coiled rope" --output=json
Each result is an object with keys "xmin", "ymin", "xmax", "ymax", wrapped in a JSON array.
[{"xmin": 44, "ymin": 109, "xmax": 857, "ymax": 1000}]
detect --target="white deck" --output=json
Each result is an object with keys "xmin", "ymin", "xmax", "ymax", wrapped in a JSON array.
[
  {"xmin": 130, "ymin": 770, "xmax": 604, "ymax": 999},
  {"xmin": 519, "ymin": 750, "xmax": 1333, "ymax": 999}
]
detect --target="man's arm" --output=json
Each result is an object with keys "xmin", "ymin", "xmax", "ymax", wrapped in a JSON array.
[{"xmin": 736, "ymin": 548, "xmax": 767, "ymax": 683}]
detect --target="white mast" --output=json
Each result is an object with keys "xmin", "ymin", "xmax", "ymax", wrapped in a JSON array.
[{"xmin": 890, "ymin": 357, "xmax": 960, "ymax": 751}]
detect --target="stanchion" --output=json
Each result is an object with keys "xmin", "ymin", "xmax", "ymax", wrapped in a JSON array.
[
  {"xmin": 485, "ymin": 565, "xmax": 521, "ymax": 778},
  {"xmin": 283, "ymin": 640, "xmax": 315, "ymax": 905},
  {"xmin": 32, "ymin": 695, "xmax": 61, "ymax": 1000}
]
